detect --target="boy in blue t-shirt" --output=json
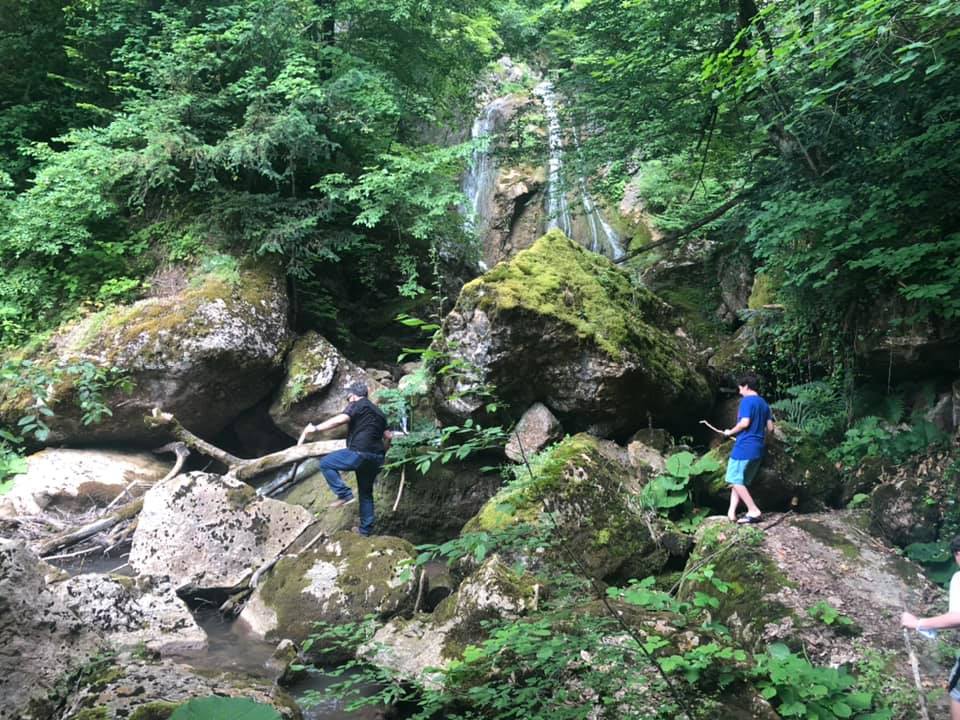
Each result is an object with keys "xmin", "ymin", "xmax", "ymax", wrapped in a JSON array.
[{"xmin": 722, "ymin": 372, "xmax": 774, "ymax": 524}]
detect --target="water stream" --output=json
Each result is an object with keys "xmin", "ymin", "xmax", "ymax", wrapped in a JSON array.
[
  {"xmin": 534, "ymin": 81, "xmax": 624, "ymax": 261},
  {"xmin": 461, "ymin": 96, "xmax": 512, "ymax": 237}
]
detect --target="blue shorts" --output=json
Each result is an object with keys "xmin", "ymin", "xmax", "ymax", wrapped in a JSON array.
[
  {"xmin": 949, "ymin": 656, "xmax": 960, "ymax": 701},
  {"xmin": 726, "ymin": 458, "xmax": 761, "ymax": 487}
]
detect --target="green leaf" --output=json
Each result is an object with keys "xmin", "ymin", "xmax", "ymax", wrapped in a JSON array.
[{"xmin": 169, "ymin": 697, "xmax": 282, "ymax": 720}]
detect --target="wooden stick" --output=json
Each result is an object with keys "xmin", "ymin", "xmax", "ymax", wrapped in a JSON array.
[
  {"xmin": 36, "ymin": 498, "xmax": 143, "ymax": 557},
  {"xmin": 902, "ymin": 628, "xmax": 931, "ymax": 720},
  {"xmin": 699, "ymin": 419, "xmax": 726, "ymax": 435},
  {"xmin": 413, "ymin": 568, "xmax": 426, "ymax": 615},
  {"xmin": 392, "ymin": 466, "xmax": 406, "ymax": 512}
]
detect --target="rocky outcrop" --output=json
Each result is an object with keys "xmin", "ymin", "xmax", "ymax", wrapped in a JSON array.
[
  {"xmin": 482, "ymin": 164, "xmax": 546, "ymax": 267},
  {"xmin": 464, "ymin": 434, "xmax": 669, "ymax": 582},
  {"xmin": 434, "ymin": 231, "xmax": 712, "ymax": 436},
  {"xmin": 129, "ymin": 472, "xmax": 313, "ymax": 592},
  {"xmin": 51, "ymin": 657, "xmax": 301, "ymax": 720},
  {"xmin": 360, "ymin": 555, "xmax": 537, "ymax": 687},
  {"xmin": 0, "ymin": 265, "xmax": 291, "ymax": 446},
  {"xmin": 268, "ymin": 331, "xmax": 387, "ymax": 439},
  {"xmin": 0, "ymin": 448, "xmax": 169, "ymax": 520},
  {"xmin": 0, "ymin": 541, "xmax": 103, "ymax": 719},
  {"xmin": 678, "ymin": 512, "xmax": 947, "ymax": 714},
  {"xmin": 52, "ymin": 574, "xmax": 206, "ymax": 655},
  {"xmin": 237, "ymin": 532, "xmax": 417, "ymax": 653},
  {"xmin": 504, "ymin": 402, "xmax": 563, "ymax": 462}
]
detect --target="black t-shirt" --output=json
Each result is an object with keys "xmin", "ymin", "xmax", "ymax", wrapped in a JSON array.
[{"xmin": 344, "ymin": 398, "xmax": 387, "ymax": 454}]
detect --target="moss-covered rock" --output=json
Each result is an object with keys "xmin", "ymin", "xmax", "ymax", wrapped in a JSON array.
[
  {"xmin": 678, "ymin": 511, "xmax": 945, "ymax": 708},
  {"xmin": 433, "ymin": 231, "xmax": 712, "ymax": 436},
  {"xmin": 268, "ymin": 331, "xmax": 387, "ymax": 439},
  {"xmin": 237, "ymin": 532, "xmax": 418, "ymax": 656},
  {"xmin": 360, "ymin": 555, "xmax": 537, "ymax": 687},
  {"xmin": 0, "ymin": 264, "xmax": 290, "ymax": 446},
  {"xmin": 463, "ymin": 433, "xmax": 666, "ymax": 582}
]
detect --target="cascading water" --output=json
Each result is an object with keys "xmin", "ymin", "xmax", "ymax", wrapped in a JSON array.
[
  {"xmin": 533, "ymin": 82, "xmax": 574, "ymax": 238},
  {"xmin": 461, "ymin": 96, "xmax": 512, "ymax": 236},
  {"xmin": 534, "ymin": 81, "xmax": 624, "ymax": 261}
]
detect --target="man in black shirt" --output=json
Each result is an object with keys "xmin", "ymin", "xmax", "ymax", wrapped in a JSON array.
[{"xmin": 299, "ymin": 381, "xmax": 387, "ymax": 536}]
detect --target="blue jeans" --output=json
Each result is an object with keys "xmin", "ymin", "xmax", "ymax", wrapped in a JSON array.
[{"xmin": 319, "ymin": 449, "xmax": 383, "ymax": 536}]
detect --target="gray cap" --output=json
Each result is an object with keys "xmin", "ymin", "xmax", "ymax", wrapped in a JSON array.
[{"xmin": 346, "ymin": 381, "xmax": 368, "ymax": 397}]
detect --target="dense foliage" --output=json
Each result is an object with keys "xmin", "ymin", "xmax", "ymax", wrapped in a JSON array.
[{"xmin": 539, "ymin": 0, "xmax": 960, "ymax": 341}]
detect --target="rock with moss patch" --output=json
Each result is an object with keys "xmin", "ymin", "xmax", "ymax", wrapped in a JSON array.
[
  {"xmin": 433, "ymin": 231, "xmax": 712, "ymax": 436},
  {"xmin": 869, "ymin": 471, "xmax": 945, "ymax": 548},
  {"xmin": 52, "ymin": 574, "xmax": 206, "ymax": 656},
  {"xmin": 237, "ymin": 531, "xmax": 417, "ymax": 653},
  {"xmin": 693, "ymin": 440, "xmax": 842, "ymax": 514},
  {"xmin": 268, "ymin": 332, "xmax": 386, "ymax": 439},
  {"xmin": 53, "ymin": 657, "xmax": 301, "ymax": 720},
  {"xmin": 360, "ymin": 555, "xmax": 537, "ymax": 687},
  {"xmin": 464, "ymin": 433, "xmax": 666, "ymax": 582},
  {"xmin": 0, "ymin": 540, "xmax": 104, "ymax": 719},
  {"xmin": 0, "ymin": 448, "xmax": 169, "ymax": 520},
  {"xmin": 129, "ymin": 472, "xmax": 313, "ymax": 592},
  {"xmin": 0, "ymin": 266, "xmax": 290, "ymax": 446},
  {"xmin": 678, "ymin": 512, "xmax": 945, "ymax": 712}
]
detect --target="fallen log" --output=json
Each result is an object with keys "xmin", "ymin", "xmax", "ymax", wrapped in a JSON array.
[{"xmin": 36, "ymin": 497, "xmax": 144, "ymax": 558}]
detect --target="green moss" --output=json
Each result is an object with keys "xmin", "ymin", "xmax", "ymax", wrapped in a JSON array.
[
  {"xmin": 793, "ymin": 519, "xmax": 860, "ymax": 560},
  {"xmin": 226, "ymin": 483, "xmax": 256, "ymax": 509},
  {"xmin": 275, "ymin": 332, "xmax": 339, "ymax": 410},
  {"xmin": 72, "ymin": 708, "xmax": 109, "ymax": 720},
  {"xmin": 747, "ymin": 273, "xmax": 776, "ymax": 309},
  {"xmin": 464, "ymin": 230, "xmax": 677, "ymax": 363},
  {"xmin": 129, "ymin": 701, "xmax": 181, "ymax": 720}
]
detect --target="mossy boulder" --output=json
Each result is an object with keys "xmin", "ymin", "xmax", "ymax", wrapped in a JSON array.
[
  {"xmin": 0, "ymin": 448, "xmax": 169, "ymax": 520},
  {"xmin": 360, "ymin": 555, "xmax": 537, "ymax": 687},
  {"xmin": 237, "ymin": 532, "xmax": 417, "ymax": 654},
  {"xmin": 268, "ymin": 331, "xmax": 387, "ymax": 439},
  {"xmin": 0, "ymin": 265, "xmax": 290, "ymax": 446},
  {"xmin": 129, "ymin": 472, "xmax": 313, "ymax": 593},
  {"xmin": 678, "ymin": 512, "xmax": 945, "ymax": 707},
  {"xmin": 463, "ymin": 433, "xmax": 666, "ymax": 582},
  {"xmin": 693, "ymin": 439, "xmax": 843, "ymax": 513},
  {"xmin": 433, "ymin": 231, "xmax": 712, "ymax": 436}
]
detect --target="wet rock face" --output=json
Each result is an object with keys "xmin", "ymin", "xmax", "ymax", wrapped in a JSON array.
[
  {"xmin": 237, "ymin": 532, "xmax": 418, "ymax": 651},
  {"xmin": 129, "ymin": 472, "xmax": 313, "ymax": 592},
  {"xmin": 434, "ymin": 231, "xmax": 712, "ymax": 437},
  {"xmin": 0, "ymin": 541, "xmax": 103, "ymax": 719},
  {"xmin": 679, "ymin": 512, "xmax": 946, "ymax": 713},
  {"xmin": 465, "ymin": 433, "xmax": 667, "ymax": 582},
  {"xmin": 0, "ymin": 266, "xmax": 291, "ymax": 446},
  {"xmin": 0, "ymin": 448, "xmax": 169, "ymax": 520},
  {"xmin": 360, "ymin": 555, "xmax": 537, "ymax": 687},
  {"xmin": 268, "ymin": 331, "xmax": 387, "ymax": 439},
  {"xmin": 52, "ymin": 574, "xmax": 207, "ymax": 656}
]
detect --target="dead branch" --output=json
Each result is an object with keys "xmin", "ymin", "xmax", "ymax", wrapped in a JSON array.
[
  {"xmin": 145, "ymin": 407, "xmax": 344, "ymax": 480},
  {"xmin": 36, "ymin": 498, "xmax": 144, "ymax": 558}
]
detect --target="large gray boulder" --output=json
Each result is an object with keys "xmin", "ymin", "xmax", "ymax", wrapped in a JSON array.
[
  {"xmin": 268, "ymin": 331, "xmax": 387, "ymax": 439},
  {"xmin": 0, "ymin": 448, "xmax": 169, "ymax": 520},
  {"xmin": 505, "ymin": 402, "xmax": 563, "ymax": 462},
  {"xmin": 360, "ymin": 555, "xmax": 537, "ymax": 687},
  {"xmin": 433, "ymin": 231, "xmax": 712, "ymax": 436},
  {"xmin": 679, "ymin": 512, "xmax": 948, "ymax": 716},
  {"xmin": 0, "ymin": 541, "xmax": 103, "ymax": 719},
  {"xmin": 0, "ymin": 266, "xmax": 291, "ymax": 445},
  {"xmin": 52, "ymin": 574, "xmax": 206, "ymax": 656},
  {"xmin": 129, "ymin": 472, "xmax": 313, "ymax": 592},
  {"xmin": 464, "ymin": 434, "xmax": 671, "ymax": 582},
  {"xmin": 237, "ymin": 531, "xmax": 417, "ymax": 652}
]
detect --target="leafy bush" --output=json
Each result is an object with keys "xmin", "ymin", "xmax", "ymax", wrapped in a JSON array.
[
  {"xmin": 641, "ymin": 451, "xmax": 721, "ymax": 515},
  {"xmin": 168, "ymin": 697, "xmax": 281, "ymax": 720}
]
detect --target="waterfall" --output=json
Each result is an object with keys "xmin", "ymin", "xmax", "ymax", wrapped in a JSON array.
[
  {"xmin": 533, "ymin": 82, "xmax": 573, "ymax": 238},
  {"xmin": 461, "ymin": 97, "xmax": 511, "ymax": 236},
  {"xmin": 535, "ymin": 81, "xmax": 625, "ymax": 261}
]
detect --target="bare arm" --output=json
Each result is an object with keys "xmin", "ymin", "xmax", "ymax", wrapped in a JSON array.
[
  {"xmin": 298, "ymin": 413, "xmax": 350, "ymax": 445},
  {"xmin": 724, "ymin": 417, "xmax": 750, "ymax": 437},
  {"xmin": 902, "ymin": 610, "xmax": 960, "ymax": 631}
]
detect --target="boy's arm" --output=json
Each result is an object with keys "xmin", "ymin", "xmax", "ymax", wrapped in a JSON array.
[{"xmin": 902, "ymin": 610, "xmax": 960, "ymax": 631}]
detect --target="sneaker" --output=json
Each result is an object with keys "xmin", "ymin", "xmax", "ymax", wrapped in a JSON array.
[{"xmin": 328, "ymin": 496, "xmax": 356, "ymax": 509}]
